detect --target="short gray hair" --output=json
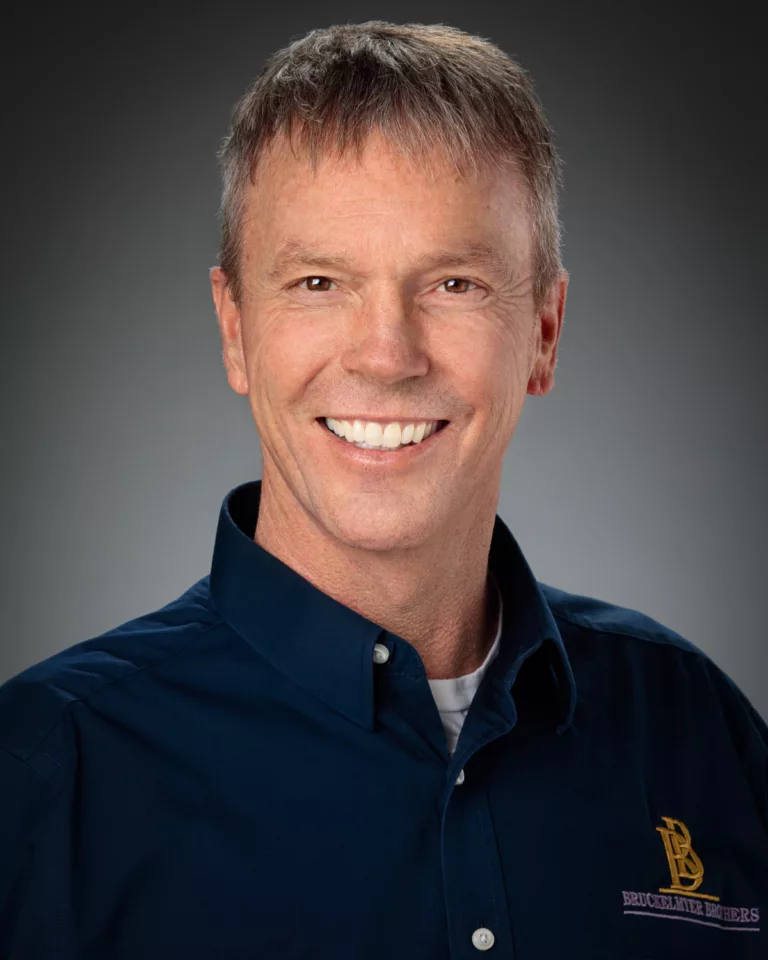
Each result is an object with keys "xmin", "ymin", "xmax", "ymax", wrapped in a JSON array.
[{"xmin": 216, "ymin": 20, "xmax": 564, "ymax": 311}]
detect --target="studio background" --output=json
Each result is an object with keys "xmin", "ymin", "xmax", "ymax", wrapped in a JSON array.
[{"xmin": 3, "ymin": 2, "xmax": 766, "ymax": 719}]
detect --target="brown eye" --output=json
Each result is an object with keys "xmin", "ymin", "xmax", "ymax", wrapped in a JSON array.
[
  {"xmin": 299, "ymin": 276, "xmax": 336, "ymax": 292},
  {"xmin": 439, "ymin": 278, "xmax": 477, "ymax": 294}
]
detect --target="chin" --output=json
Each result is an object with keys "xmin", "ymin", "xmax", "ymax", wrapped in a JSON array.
[{"xmin": 319, "ymin": 501, "xmax": 436, "ymax": 553}]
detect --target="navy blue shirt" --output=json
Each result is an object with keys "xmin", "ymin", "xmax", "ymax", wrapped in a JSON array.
[{"xmin": 1, "ymin": 478, "xmax": 767, "ymax": 959}]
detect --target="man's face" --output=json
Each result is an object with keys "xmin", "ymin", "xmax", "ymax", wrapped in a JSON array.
[{"xmin": 212, "ymin": 130, "xmax": 566, "ymax": 553}]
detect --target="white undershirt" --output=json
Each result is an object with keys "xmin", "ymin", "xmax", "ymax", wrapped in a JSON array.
[{"xmin": 426, "ymin": 574, "xmax": 503, "ymax": 757}]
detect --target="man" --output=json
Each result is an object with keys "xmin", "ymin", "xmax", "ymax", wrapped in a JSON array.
[{"xmin": 1, "ymin": 19, "xmax": 766, "ymax": 959}]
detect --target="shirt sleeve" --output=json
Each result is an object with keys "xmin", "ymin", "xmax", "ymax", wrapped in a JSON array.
[
  {"xmin": 0, "ymin": 747, "xmax": 50, "ymax": 957},
  {"xmin": 713, "ymin": 666, "xmax": 768, "ymax": 833}
]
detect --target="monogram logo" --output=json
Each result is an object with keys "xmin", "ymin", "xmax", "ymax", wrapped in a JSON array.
[
  {"xmin": 655, "ymin": 816, "xmax": 720, "ymax": 902},
  {"xmin": 621, "ymin": 816, "xmax": 759, "ymax": 931}
]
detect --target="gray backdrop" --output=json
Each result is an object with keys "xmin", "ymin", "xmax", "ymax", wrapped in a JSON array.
[{"xmin": 3, "ymin": 2, "xmax": 766, "ymax": 719}]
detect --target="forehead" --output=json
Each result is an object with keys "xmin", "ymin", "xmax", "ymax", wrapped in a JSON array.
[{"xmin": 246, "ymin": 128, "xmax": 529, "ymax": 222}]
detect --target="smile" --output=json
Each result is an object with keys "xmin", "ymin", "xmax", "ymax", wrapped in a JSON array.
[{"xmin": 317, "ymin": 417, "xmax": 450, "ymax": 453}]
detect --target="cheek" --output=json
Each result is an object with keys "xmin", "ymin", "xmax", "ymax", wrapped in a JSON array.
[
  {"xmin": 438, "ymin": 323, "xmax": 526, "ymax": 405},
  {"xmin": 242, "ymin": 309, "xmax": 335, "ymax": 403},
  {"xmin": 459, "ymin": 337, "xmax": 531, "ymax": 441}
]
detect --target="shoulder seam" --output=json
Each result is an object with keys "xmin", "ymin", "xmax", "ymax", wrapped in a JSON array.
[
  {"xmin": 20, "ymin": 618, "xmax": 226, "ymax": 770},
  {"xmin": 551, "ymin": 609, "xmax": 708, "ymax": 658}
]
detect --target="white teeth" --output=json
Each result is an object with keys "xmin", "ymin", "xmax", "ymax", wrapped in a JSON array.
[
  {"xmin": 381, "ymin": 423, "xmax": 402, "ymax": 449},
  {"xmin": 364, "ymin": 422, "xmax": 384, "ymax": 447},
  {"xmin": 323, "ymin": 417, "xmax": 443, "ymax": 450}
]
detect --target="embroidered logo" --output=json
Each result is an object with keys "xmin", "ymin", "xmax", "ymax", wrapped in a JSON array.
[
  {"xmin": 655, "ymin": 816, "xmax": 719, "ymax": 901},
  {"xmin": 621, "ymin": 816, "xmax": 761, "ymax": 934}
]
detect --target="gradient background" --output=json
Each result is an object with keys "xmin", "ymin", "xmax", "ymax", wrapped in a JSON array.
[{"xmin": 3, "ymin": 2, "xmax": 766, "ymax": 719}]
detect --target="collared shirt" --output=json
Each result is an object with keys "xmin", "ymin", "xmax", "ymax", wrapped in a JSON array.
[{"xmin": 1, "ymin": 478, "xmax": 766, "ymax": 959}]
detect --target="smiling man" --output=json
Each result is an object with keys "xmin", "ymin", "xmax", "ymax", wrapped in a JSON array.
[
  {"xmin": 1, "ymin": 20, "xmax": 767, "ymax": 960},
  {"xmin": 209, "ymin": 115, "xmax": 554, "ymax": 683}
]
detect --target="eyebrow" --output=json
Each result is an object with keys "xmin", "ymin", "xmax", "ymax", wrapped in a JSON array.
[{"xmin": 264, "ymin": 239, "xmax": 513, "ymax": 283}]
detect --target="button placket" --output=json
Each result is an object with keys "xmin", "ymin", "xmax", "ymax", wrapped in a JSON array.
[{"xmin": 442, "ymin": 764, "xmax": 514, "ymax": 956}]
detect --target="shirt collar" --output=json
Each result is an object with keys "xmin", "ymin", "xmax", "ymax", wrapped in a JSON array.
[{"xmin": 209, "ymin": 479, "xmax": 577, "ymax": 735}]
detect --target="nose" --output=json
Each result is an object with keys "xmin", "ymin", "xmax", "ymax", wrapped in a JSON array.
[{"xmin": 340, "ymin": 295, "xmax": 430, "ymax": 385}]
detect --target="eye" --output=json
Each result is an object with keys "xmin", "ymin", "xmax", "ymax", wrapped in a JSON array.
[
  {"xmin": 437, "ymin": 278, "xmax": 480, "ymax": 294},
  {"xmin": 296, "ymin": 276, "xmax": 337, "ymax": 292}
]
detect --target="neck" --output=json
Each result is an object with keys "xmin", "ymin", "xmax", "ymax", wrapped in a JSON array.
[{"xmin": 253, "ymin": 469, "xmax": 501, "ymax": 680}]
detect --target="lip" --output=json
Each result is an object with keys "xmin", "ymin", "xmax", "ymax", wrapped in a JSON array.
[{"xmin": 315, "ymin": 417, "xmax": 450, "ymax": 465}]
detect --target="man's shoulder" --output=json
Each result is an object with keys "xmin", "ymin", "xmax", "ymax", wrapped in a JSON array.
[
  {"xmin": 539, "ymin": 581, "xmax": 702, "ymax": 656},
  {"xmin": 539, "ymin": 580, "xmax": 768, "ymax": 737},
  {"xmin": 0, "ymin": 576, "xmax": 224, "ymax": 774}
]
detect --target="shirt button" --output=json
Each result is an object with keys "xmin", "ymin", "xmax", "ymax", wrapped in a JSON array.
[
  {"xmin": 372, "ymin": 643, "xmax": 390, "ymax": 664},
  {"xmin": 471, "ymin": 927, "xmax": 495, "ymax": 951},
  {"xmin": 455, "ymin": 768, "xmax": 465, "ymax": 785}
]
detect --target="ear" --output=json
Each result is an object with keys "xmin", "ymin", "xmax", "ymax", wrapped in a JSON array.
[
  {"xmin": 527, "ymin": 270, "xmax": 568, "ymax": 396},
  {"xmin": 210, "ymin": 266, "xmax": 249, "ymax": 396}
]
